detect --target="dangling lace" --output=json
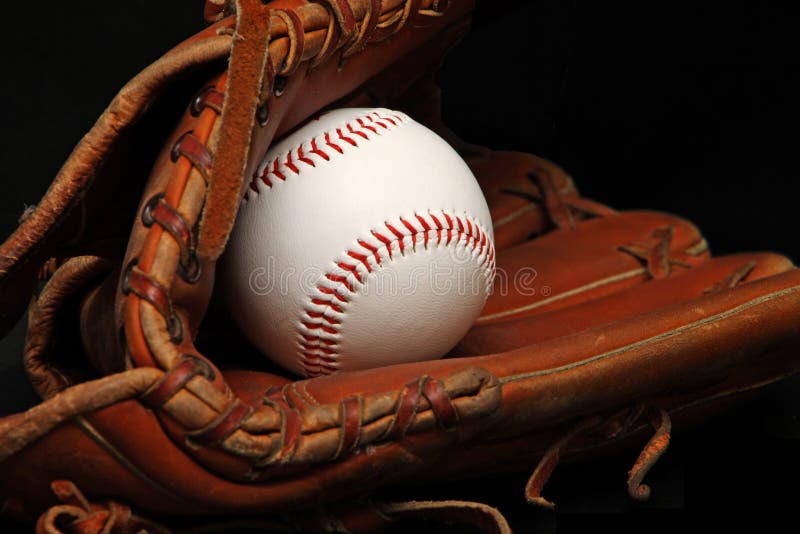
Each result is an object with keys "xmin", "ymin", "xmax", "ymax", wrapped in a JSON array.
[{"xmin": 525, "ymin": 404, "xmax": 673, "ymax": 509}]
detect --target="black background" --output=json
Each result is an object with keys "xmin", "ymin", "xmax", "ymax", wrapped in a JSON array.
[{"xmin": 1, "ymin": 1, "xmax": 799, "ymax": 532}]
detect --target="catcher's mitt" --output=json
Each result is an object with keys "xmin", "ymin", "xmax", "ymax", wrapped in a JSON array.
[{"xmin": 1, "ymin": 1, "xmax": 799, "ymax": 532}]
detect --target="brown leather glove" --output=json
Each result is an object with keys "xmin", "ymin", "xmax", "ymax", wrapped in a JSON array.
[{"xmin": 1, "ymin": 2, "xmax": 799, "ymax": 533}]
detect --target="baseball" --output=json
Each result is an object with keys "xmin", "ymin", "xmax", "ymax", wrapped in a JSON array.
[{"xmin": 221, "ymin": 108, "xmax": 495, "ymax": 377}]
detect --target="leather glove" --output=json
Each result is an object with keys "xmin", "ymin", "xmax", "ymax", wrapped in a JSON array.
[{"xmin": 1, "ymin": 2, "xmax": 798, "ymax": 532}]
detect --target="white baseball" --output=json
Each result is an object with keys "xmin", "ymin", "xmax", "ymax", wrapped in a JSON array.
[{"xmin": 221, "ymin": 108, "xmax": 495, "ymax": 377}]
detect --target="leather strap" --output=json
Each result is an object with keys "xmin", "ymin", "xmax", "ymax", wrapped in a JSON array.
[{"xmin": 197, "ymin": 0, "xmax": 274, "ymax": 261}]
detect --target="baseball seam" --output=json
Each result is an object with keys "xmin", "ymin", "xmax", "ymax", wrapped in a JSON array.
[
  {"xmin": 243, "ymin": 110, "xmax": 495, "ymax": 377},
  {"xmin": 300, "ymin": 211, "xmax": 495, "ymax": 377},
  {"xmin": 244, "ymin": 110, "xmax": 406, "ymax": 198}
]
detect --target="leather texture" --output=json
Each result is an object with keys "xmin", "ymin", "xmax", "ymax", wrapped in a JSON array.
[
  {"xmin": 0, "ymin": 1, "xmax": 798, "ymax": 533},
  {"xmin": 222, "ymin": 108, "xmax": 494, "ymax": 377}
]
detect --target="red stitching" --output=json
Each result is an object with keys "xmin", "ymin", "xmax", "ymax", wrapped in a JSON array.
[
  {"xmin": 379, "ymin": 113, "xmax": 397, "ymax": 126},
  {"xmin": 244, "ymin": 110, "xmax": 405, "ymax": 199},
  {"xmin": 356, "ymin": 239, "xmax": 380, "ymax": 265},
  {"xmin": 301, "ymin": 344, "xmax": 336, "ymax": 355},
  {"xmin": 402, "ymin": 218, "xmax": 420, "ymax": 249},
  {"xmin": 336, "ymin": 261, "xmax": 363, "ymax": 283},
  {"xmin": 347, "ymin": 251, "xmax": 372, "ymax": 273},
  {"xmin": 348, "ymin": 123, "xmax": 369, "ymax": 140},
  {"xmin": 297, "ymin": 146, "xmax": 315, "ymax": 167},
  {"xmin": 385, "ymin": 223, "xmax": 406, "ymax": 255},
  {"xmin": 371, "ymin": 230, "xmax": 393, "ymax": 259},
  {"xmin": 308, "ymin": 359, "xmax": 337, "ymax": 367},
  {"xmin": 306, "ymin": 311, "xmax": 340, "ymax": 325},
  {"xmin": 326, "ymin": 273, "xmax": 354, "ymax": 292},
  {"xmin": 284, "ymin": 151, "xmax": 299, "ymax": 174},
  {"xmin": 252, "ymin": 177, "xmax": 266, "ymax": 191},
  {"xmin": 272, "ymin": 159, "xmax": 285, "ymax": 181},
  {"xmin": 337, "ymin": 128, "xmax": 358, "ymax": 146},
  {"xmin": 400, "ymin": 217, "xmax": 417, "ymax": 234},
  {"xmin": 303, "ymin": 322, "xmax": 338, "ymax": 335},
  {"xmin": 302, "ymin": 361, "xmax": 338, "ymax": 376},
  {"xmin": 303, "ymin": 342, "xmax": 337, "ymax": 356},
  {"xmin": 302, "ymin": 334, "xmax": 337, "ymax": 346},
  {"xmin": 356, "ymin": 117, "xmax": 377, "ymax": 133},
  {"xmin": 415, "ymin": 214, "xmax": 431, "ymax": 232},
  {"xmin": 312, "ymin": 299, "xmax": 342, "ymax": 312},
  {"xmin": 318, "ymin": 286, "xmax": 348, "ymax": 302},
  {"xmin": 325, "ymin": 133, "xmax": 343, "ymax": 154},
  {"xmin": 429, "ymin": 213, "xmax": 443, "ymax": 245},
  {"xmin": 299, "ymin": 210, "xmax": 496, "ymax": 378},
  {"xmin": 309, "ymin": 139, "xmax": 329, "ymax": 161}
]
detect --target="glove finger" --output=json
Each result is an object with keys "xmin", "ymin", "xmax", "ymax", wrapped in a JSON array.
[
  {"xmin": 479, "ymin": 210, "xmax": 709, "ymax": 325},
  {"xmin": 455, "ymin": 252, "xmax": 792, "ymax": 356},
  {"xmin": 468, "ymin": 150, "xmax": 617, "ymax": 252}
]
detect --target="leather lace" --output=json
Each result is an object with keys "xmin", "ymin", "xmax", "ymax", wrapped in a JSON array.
[{"xmin": 526, "ymin": 404, "xmax": 673, "ymax": 508}]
